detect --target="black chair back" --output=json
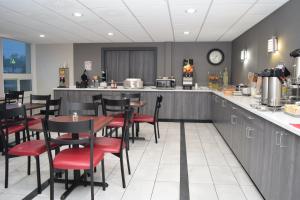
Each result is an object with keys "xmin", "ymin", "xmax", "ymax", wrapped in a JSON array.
[
  {"xmin": 5, "ymin": 92, "xmax": 19, "ymax": 104},
  {"xmin": 92, "ymin": 94, "xmax": 103, "ymax": 104},
  {"xmin": 30, "ymin": 94, "xmax": 51, "ymax": 103},
  {"xmin": 40, "ymin": 98, "xmax": 62, "ymax": 118},
  {"xmin": 154, "ymin": 95, "xmax": 163, "ymax": 122},
  {"xmin": 0, "ymin": 105, "xmax": 29, "ymax": 153},
  {"xmin": 121, "ymin": 93, "xmax": 141, "ymax": 101},
  {"xmin": 101, "ymin": 98, "xmax": 130, "ymax": 116},
  {"xmin": 8, "ymin": 91, "xmax": 24, "ymax": 104},
  {"xmin": 67, "ymin": 102, "xmax": 99, "ymax": 116},
  {"xmin": 42, "ymin": 119, "xmax": 95, "ymax": 167}
]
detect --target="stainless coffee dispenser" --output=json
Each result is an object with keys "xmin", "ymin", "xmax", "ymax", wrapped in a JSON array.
[
  {"xmin": 261, "ymin": 77, "xmax": 269, "ymax": 105},
  {"xmin": 290, "ymin": 49, "xmax": 300, "ymax": 84},
  {"xmin": 268, "ymin": 77, "xmax": 282, "ymax": 107}
]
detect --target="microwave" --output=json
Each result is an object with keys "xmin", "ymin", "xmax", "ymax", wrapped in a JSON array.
[{"xmin": 156, "ymin": 78, "xmax": 176, "ymax": 88}]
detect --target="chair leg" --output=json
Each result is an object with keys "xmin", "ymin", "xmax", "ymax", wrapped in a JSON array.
[
  {"xmin": 90, "ymin": 168, "xmax": 94, "ymax": 200},
  {"xmin": 36, "ymin": 132, "xmax": 40, "ymax": 140},
  {"xmin": 22, "ymin": 131, "xmax": 26, "ymax": 142},
  {"xmin": 125, "ymin": 149, "xmax": 131, "ymax": 175},
  {"xmin": 120, "ymin": 152, "xmax": 126, "ymax": 188},
  {"xmin": 157, "ymin": 122, "xmax": 160, "ymax": 139},
  {"xmin": 65, "ymin": 170, "xmax": 68, "ymax": 190},
  {"xmin": 5, "ymin": 155, "xmax": 9, "ymax": 188},
  {"xmin": 27, "ymin": 156, "xmax": 31, "ymax": 175},
  {"xmin": 101, "ymin": 160, "xmax": 106, "ymax": 191},
  {"xmin": 131, "ymin": 123, "xmax": 135, "ymax": 143},
  {"xmin": 50, "ymin": 170, "xmax": 54, "ymax": 200},
  {"xmin": 153, "ymin": 124, "xmax": 158, "ymax": 144},
  {"xmin": 35, "ymin": 156, "xmax": 42, "ymax": 194}
]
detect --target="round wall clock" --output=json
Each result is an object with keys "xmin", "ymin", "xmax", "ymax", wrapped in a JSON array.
[{"xmin": 207, "ymin": 49, "xmax": 224, "ymax": 65}]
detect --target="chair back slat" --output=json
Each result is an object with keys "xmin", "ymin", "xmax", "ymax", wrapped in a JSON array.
[
  {"xmin": 102, "ymin": 98, "xmax": 130, "ymax": 115},
  {"xmin": 67, "ymin": 102, "xmax": 99, "ymax": 116},
  {"xmin": 30, "ymin": 94, "xmax": 51, "ymax": 102},
  {"xmin": 40, "ymin": 98, "xmax": 62, "ymax": 117},
  {"xmin": 92, "ymin": 94, "xmax": 103, "ymax": 104}
]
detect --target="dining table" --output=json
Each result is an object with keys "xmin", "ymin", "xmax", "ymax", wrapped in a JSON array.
[{"xmin": 25, "ymin": 115, "xmax": 113, "ymax": 200}]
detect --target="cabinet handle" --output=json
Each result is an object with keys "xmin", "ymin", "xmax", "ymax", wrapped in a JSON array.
[
  {"xmin": 279, "ymin": 133, "xmax": 288, "ymax": 148},
  {"xmin": 232, "ymin": 106, "xmax": 237, "ymax": 110},
  {"xmin": 275, "ymin": 131, "xmax": 281, "ymax": 146},
  {"xmin": 247, "ymin": 116, "xmax": 255, "ymax": 120},
  {"xmin": 231, "ymin": 115, "xmax": 237, "ymax": 125},
  {"xmin": 222, "ymin": 100, "xmax": 226, "ymax": 107},
  {"xmin": 247, "ymin": 128, "xmax": 255, "ymax": 139},
  {"xmin": 246, "ymin": 127, "xmax": 249, "ymax": 138}
]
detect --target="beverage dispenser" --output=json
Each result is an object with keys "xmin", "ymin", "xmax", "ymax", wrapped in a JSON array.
[{"xmin": 182, "ymin": 59, "xmax": 194, "ymax": 90}]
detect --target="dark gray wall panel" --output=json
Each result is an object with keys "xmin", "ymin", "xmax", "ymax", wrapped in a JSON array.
[
  {"xmin": 73, "ymin": 42, "xmax": 231, "ymax": 86},
  {"xmin": 231, "ymin": 0, "xmax": 300, "ymax": 84}
]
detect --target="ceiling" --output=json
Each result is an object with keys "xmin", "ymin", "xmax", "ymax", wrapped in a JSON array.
[{"xmin": 0, "ymin": 0, "xmax": 289, "ymax": 44}]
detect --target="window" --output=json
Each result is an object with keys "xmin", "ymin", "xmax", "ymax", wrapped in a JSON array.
[
  {"xmin": 3, "ymin": 39, "xmax": 31, "ymax": 74},
  {"xmin": 4, "ymin": 80, "xmax": 17, "ymax": 93},
  {"xmin": 2, "ymin": 38, "xmax": 32, "ymax": 95}
]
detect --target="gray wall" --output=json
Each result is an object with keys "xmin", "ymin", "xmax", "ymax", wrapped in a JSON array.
[
  {"xmin": 74, "ymin": 42, "xmax": 232, "ymax": 86},
  {"xmin": 231, "ymin": 0, "xmax": 299, "ymax": 84}
]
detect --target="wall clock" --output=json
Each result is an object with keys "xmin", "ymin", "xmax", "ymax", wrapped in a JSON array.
[{"xmin": 207, "ymin": 49, "xmax": 224, "ymax": 65}]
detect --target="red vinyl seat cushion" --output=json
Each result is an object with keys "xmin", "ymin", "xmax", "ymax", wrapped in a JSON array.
[
  {"xmin": 28, "ymin": 118, "xmax": 41, "ymax": 126},
  {"xmin": 3, "ymin": 124, "xmax": 25, "ymax": 135},
  {"xmin": 57, "ymin": 133, "xmax": 91, "ymax": 140},
  {"xmin": 53, "ymin": 148, "xmax": 104, "ymax": 170},
  {"xmin": 28, "ymin": 114, "xmax": 45, "ymax": 120},
  {"xmin": 94, "ymin": 137, "xmax": 125, "ymax": 153},
  {"xmin": 8, "ymin": 140, "xmax": 48, "ymax": 156},
  {"xmin": 107, "ymin": 118, "xmax": 124, "ymax": 128},
  {"xmin": 133, "ymin": 115, "xmax": 154, "ymax": 123}
]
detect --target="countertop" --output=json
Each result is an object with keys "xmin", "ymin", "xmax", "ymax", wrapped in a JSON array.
[{"xmin": 53, "ymin": 86, "xmax": 300, "ymax": 137}]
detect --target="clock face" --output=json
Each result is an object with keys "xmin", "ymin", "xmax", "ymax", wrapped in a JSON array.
[{"xmin": 207, "ymin": 49, "xmax": 224, "ymax": 65}]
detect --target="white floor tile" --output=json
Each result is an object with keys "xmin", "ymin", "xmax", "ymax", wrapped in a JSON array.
[
  {"xmin": 189, "ymin": 183, "xmax": 218, "ymax": 200},
  {"xmin": 210, "ymin": 166, "xmax": 238, "ymax": 185},
  {"xmin": 231, "ymin": 167, "xmax": 254, "ymax": 186},
  {"xmin": 122, "ymin": 180, "xmax": 154, "ymax": 200},
  {"xmin": 156, "ymin": 164, "xmax": 180, "ymax": 182},
  {"xmin": 241, "ymin": 185, "xmax": 264, "ymax": 200},
  {"xmin": 215, "ymin": 185, "xmax": 246, "ymax": 200},
  {"xmin": 188, "ymin": 165, "xmax": 213, "ymax": 184},
  {"xmin": 151, "ymin": 181, "xmax": 179, "ymax": 200}
]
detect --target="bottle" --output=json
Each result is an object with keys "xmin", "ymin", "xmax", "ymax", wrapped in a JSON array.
[{"xmin": 223, "ymin": 67, "xmax": 229, "ymax": 88}]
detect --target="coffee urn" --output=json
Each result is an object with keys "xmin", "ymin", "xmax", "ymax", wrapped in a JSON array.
[
  {"xmin": 261, "ymin": 77, "xmax": 269, "ymax": 105},
  {"xmin": 290, "ymin": 49, "xmax": 300, "ymax": 84},
  {"xmin": 268, "ymin": 77, "xmax": 282, "ymax": 107}
]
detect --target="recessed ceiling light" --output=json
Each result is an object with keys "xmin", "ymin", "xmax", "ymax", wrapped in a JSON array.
[
  {"xmin": 39, "ymin": 34, "xmax": 45, "ymax": 38},
  {"xmin": 183, "ymin": 31, "xmax": 190, "ymax": 35},
  {"xmin": 185, "ymin": 8, "xmax": 197, "ymax": 14},
  {"xmin": 72, "ymin": 12, "xmax": 83, "ymax": 17},
  {"xmin": 107, "ymin": 32, "xmax": 114, "ymax": 36}
]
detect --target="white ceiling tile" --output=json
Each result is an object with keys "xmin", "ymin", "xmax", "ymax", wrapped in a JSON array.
[{"xmin": 0, "ymin": 0, "xmax": 291, "ymax": 43}]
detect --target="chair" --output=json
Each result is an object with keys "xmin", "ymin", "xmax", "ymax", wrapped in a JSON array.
[
  {"xmin": 121, "ymin": 93, "xmax": 141, "ymax": 143},
  {"xmin": 57, "ymin": 102, "xmax": 99, "ymax": 140},
  {"xmin": 95, "ymin": 98, "xmax": 132, "ymax": 188},
  {"xmin": 42, "ymin": 118, "xmax": 105, "ymax": 200},
  {"xmin": 92, "ymin": 94, "xmax": 103, "ymax": 115},
  {"xmin": 29, "ymin": 98, "xmax": 62, "ymax": 139},
  {"xmin": 133, "ymin": 95, "xmax": 163, "ymax": 143},
  {"xmin": 8, "ymin": 91, "xmax": 24, "ymax": 104},
  {"xmin": 29, "ymin": 94, "xmax": 51, "ymax": 116},
  {"xmin": 4, "ymin": 92, "xmax": 19, "ymax": 104},
  {"xmin": 0, "ymin": 104, "xmax": 54, "ymax": 194}
]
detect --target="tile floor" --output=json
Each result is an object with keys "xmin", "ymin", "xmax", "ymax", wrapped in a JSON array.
[{"xmin": 0, "ymin": 122, "xmax": 264, "ymax": 200}]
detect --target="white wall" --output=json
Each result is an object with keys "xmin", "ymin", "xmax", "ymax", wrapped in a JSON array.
[{"xmin": 35, "ymin": 44, "xmax": 74, "ymax": 96}]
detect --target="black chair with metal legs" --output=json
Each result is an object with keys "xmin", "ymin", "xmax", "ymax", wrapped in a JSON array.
[
  {"xmin": 0, "ymin": 104, "xmax": 52, "ymax": 194},
  {"xmin": 94, "ymin": 102, "xmax": 132, "ymax": 188},
  {"xmin": 121, "ymin": 93, "xmax": 141, "ymax": 143},
  {"xmin": 42, "ymin": 118, "xmax": 105, "ymax": 200},
  {"xmin": 7, "ymin": 90, "xmax": 24, "ymax": 104}
]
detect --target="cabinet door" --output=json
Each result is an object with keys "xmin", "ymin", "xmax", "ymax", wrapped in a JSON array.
[
  {"xmin": 261, "ymin": 123, "xmax": 296, "ymax": 200},
  {"xmin": 155, "ymin": 92, "xmax": 175, "ymax": 120},
  {"xmin": 243, "ymin": 113, "xmax": 265, "ymax": 187},
  {"xmin": 291, "ymin": 136, "xmax": 300, "ymax": 200},
  {"xmin": 230, "ymin": 105, "xmax": 243, "ymax": 160}
]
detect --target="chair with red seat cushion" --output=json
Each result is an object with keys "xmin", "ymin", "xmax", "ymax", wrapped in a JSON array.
[
  {"xmin": 133, "ymin": 95, "xmax": 163, "ymax": 143},
  {"xmin": 95, "ymin": 102, "xmax": 132, "ymax": 188},
  {"xmin": 0, "ymin": 104, "xmax": 55, "ymax": 194},
  {"xmin": 42, "ymin": 118, "xmax": 106, "ymax": 200},
  {"xmin": 121, "ymin": 93, "xmax": 142, "ymax": 143},
  {"xmin": 28, "ymin": 98, "xmax": 62, "ymax": 140}
]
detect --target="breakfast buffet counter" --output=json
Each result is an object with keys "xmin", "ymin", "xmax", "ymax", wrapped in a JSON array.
[{"xmin": 54, "ymin": 87, "xmax": 300, "ymax": 137}]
